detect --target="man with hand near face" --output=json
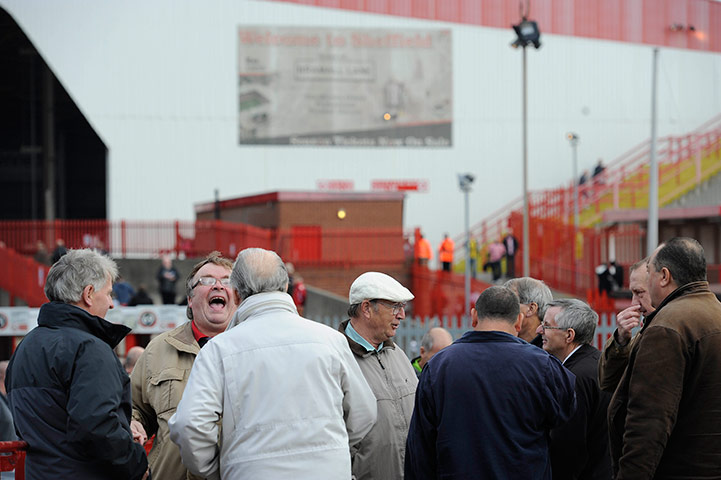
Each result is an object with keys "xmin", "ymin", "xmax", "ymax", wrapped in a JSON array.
[
  {"xmin": 131, "ymin": 251, "xmax": 238, "ymax": 480},
  {"xmin": 598, "ymin": 258, "xmax": 655, "ymax": 392}
]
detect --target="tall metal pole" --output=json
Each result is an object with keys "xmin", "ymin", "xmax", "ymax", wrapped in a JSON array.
[
  {"xmin": 522, "ymin": 46, "xmax": 530, "ymax": 277},
  {"xmin": 464, "ymin": 188, "xmax": 471, "ymax": 319},
  {"xmin": 571, "ymin": 139, "xmax": 579, "ymax": 230},
  {"xmin": 647, "ymin": 48, "xmax": 659, "ymax": 255}
]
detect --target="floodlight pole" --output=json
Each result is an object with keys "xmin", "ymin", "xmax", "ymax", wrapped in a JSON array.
[
  {"xmin": 464, "ymin": 185, "xmax": 471, "ymax": 319},
  {"xmin": 647, "ymin": 48, "xmax": 659, "ymax": 255},
  {"xmin": 521, "ymin": 45, "xmax": 530, "ymax": 277}
]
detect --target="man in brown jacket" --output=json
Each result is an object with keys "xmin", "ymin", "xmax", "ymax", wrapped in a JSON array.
[
  {"xmin": 608, "ymin": 237, "xmax": 721, "ymax": 479},
  {"xmin": 131, "ymin": 252, "xmax": 237, "ymax": 479}
]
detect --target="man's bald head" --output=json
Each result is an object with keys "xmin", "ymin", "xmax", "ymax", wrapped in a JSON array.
[
  {"xmin": 231, "ymin": 248, "xmax": 289, "ymax": 301},
  {"xmin": 419, "ymin": 327, "xmax": 453, "ymax": 368}
]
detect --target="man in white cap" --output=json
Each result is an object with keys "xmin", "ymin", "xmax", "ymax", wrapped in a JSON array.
[{"xmin": 340, "ymin": 271, "xmax": 418, "ymax": 480}]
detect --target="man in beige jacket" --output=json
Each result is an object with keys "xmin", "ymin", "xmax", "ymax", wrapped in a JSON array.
[
  {"xmin": 340, "ymin": 271, "xmax": 418, "ymax": 480},
  {"xmin": 131, "ymin": 252, "xmax": 238, "ymax": 479}
]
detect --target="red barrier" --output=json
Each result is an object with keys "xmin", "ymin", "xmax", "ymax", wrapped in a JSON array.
[{"xmin": 0, "ymin": 441, "xmax": 27, "ymax": 479}]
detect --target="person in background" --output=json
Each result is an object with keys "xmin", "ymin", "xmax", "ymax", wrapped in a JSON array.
[
  {"xmin": 128, "ymin": 284, "xmax": 154, "ymax": 306},
  {"xmin": 503, "ymin": 231, "xmax": 519, "ymax": 279},
  {"xmin": 414, "ymin": 233, "xmax": 432, "ymax": 267},
  {"xmin": 33, "ymin": 240, "xmax": 51, "ymax": 266},
  {"xmin": 156, "ymin": 254, "xmax": 180, "ymax": 305},
  {"xmin": 123, "ymin": 346, "xmax": 145, "ymax": 375},
  {"xmin": 439, "ymin": 234, "xmax": 454, "ymax": 272},
  {"xmin": 5, "ymin": 249, "xmax": 148, "ymax": 479},
  {"xmin": 0, "ymin": 360, "xmax": 16, "ymax": 442},
  {"xmin": 113, "ymin": 275, "xmax": 136, "ymax": 306},
  {"xmin": 411, "ymin": 327, "xmax": 453, "ymax": 378},
  {"xmin": 50, "ymin": 238, "xmax": 68, "ymax": 264}
]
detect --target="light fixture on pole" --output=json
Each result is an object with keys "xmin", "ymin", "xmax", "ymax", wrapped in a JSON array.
[
  {"xmin": 458, "ymin": 173, "xmax": 475, "ymax": 320},
  {"xmin": 511, "ymin": 14, "xmax": 541, "ymax": 277},
  {"xmin": 566, "ymin": 132, "xmax": 580, "ymax": 230}
]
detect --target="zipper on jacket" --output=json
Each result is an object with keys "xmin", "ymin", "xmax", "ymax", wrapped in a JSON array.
[{"xmin": 375, "ymin": 353, "xmax": 386, "ymax": 370}]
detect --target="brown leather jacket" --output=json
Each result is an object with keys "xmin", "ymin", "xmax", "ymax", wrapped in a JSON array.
[{"xmin": 608, "ymin": 281, "xmax": 721, "ymax": 479}]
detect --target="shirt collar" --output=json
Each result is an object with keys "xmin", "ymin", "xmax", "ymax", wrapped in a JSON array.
[
  {"xmin": 346, "ymin": 321, "xmax": 383, "ymax": 352},
  {"xmin": 190, "ymin": 320, "xmax": 209, "ymax": 344},
  {"xmin": 562, "ymin": 344, "xmax": 583, "ymax": 365}
]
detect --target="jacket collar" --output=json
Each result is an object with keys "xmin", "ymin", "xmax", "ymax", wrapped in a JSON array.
[
  {"xmin": 227, "ymin": 291, "xmax": 297, "ymax": 330},
  {"xmin": 642, "ymin": 280, "xmax": 710, "ymax": 330},
  {"xmin": 338, "ymin": 319, "xmax": 396, "ymax": 358},
  {"xmin": 38, "ymin": 301, "xmax": 131, "ymax": 349},
  {"xmin": 165, "ymin": 321, "xmax": 200, "ymax": 355}
]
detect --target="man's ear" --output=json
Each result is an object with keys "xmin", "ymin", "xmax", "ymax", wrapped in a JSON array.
[
  {"xmin": 526, "ymin": 302, "xmax": 538, "ymax": 317},
  {"xmin": 566, "ymin": 328, "xmax": 576, "ymax": 345},
  {"xmin": 233, "ymin": 289, "xmax": 241, "ymax": 305},
  {"xmin": 660, "ymin": 267, "xmax": 672, "ymax": 288},
  {"xmin": 471, "ymin": 307, "xmax": 478, "ymax": 328},
  {"xmin": 82, "ymin": 284, "xmax": 94, "ymax": 307},
  {"xmin": 513, "ymin": 312, "xmax": 523, "ymax": 335}
]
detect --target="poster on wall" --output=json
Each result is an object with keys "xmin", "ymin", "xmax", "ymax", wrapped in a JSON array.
[{"xmin": 237, "ymin": 26, "xmax": 452, "ymax": 147}]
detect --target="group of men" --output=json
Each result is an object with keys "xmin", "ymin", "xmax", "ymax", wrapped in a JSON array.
[{"xmin": 3, "ymin": 236, "xmax": 721, "ymax": 479}]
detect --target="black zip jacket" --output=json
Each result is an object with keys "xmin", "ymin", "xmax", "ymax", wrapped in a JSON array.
[{"xmin": 5, "ymin": 301, "xmax": 148, "ymax": 480}]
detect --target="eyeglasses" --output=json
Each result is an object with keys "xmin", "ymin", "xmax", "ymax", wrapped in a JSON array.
[
  {"xmin": 540, "ymin": 323, "xmax": 568, "ymax": 331},
  {"xmin": 192, "ymin": 276, "xmax": 231, "ymax": 289},
  {"xmin": 373, "ymin": 299, "xmax": 407, "ymax": 315}
]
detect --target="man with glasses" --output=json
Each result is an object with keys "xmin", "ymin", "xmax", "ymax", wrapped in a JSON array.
[
  {"xmin": 536, "ymin": 299, "xmax": 612, "ymax": 480},
  {"xmin": 341, "ymin": 271, "xmax": 418, "ymax": 480},
  {"xmin": 130, "ymin": 251, "xmax": 238, "ymax": 480},
  {"xmin": 405, "ymin": 286, "xmax": 576, "ymax": 479}
]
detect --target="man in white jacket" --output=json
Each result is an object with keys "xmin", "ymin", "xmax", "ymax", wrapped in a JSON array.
[{"xmin": 169, "ymin": 247, "xmax": 377, "ymax": 480}]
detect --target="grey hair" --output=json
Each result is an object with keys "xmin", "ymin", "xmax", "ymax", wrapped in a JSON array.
[
  {"xmin": 231, "ymin": 248, "xmax": 289, "ymax": 300},
  {"xmin": 547, "ymin": 298, "xmax": 598, "ymax": 345},
  {"xmin": 420, "ymin": 330, "xmax": 435, "ymax": 352},
  {"xmin": 504, "ymin": 277, "xmax": 553, "ymax": 321},
  {"xmin": 44, "ymin": 249, "xmax": 118, "ymax": 304}
]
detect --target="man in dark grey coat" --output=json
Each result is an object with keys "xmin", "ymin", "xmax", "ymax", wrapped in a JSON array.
[
  {"xmin": 538, "ymin": 299, "xmax": 611, "ymax": 480},
  {"xmin": 5, "ymin": 249, "xmax": 148, "ymax": 480}
]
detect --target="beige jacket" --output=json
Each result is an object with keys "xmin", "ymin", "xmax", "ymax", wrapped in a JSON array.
[
  {"xmin": 131, "ymin": 321, "xmax": 204, "ymax": 480},
  {"xmin": 339, "ymin": 319, "xmax": 418, "ymax": 480}
]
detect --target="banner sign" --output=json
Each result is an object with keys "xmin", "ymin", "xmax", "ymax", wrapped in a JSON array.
[
  {"xmin": 371, "ymin": 179, "xmax": 429, "ymax": 192},
  {"xmin": 0, "ymin": 306, "xmax": 189, "ymax": 336},
  {"xmin": 237, "ymin": 26, "xmax": 452, "ymax": 146}
]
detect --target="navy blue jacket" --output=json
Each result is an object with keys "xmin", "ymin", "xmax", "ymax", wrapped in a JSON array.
[
  {"xmin": 5, "ymin": 302, "xmax": 148, "ymax": 480},
  {"xmin": 405, "ymin": 330, "xmax": 577, "ymax": 480}
]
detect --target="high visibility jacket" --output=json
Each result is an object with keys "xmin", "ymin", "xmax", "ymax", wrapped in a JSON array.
[
  {"xmin": 439, "ymin": 238, "xmax": 455, "ymax": 263},
  {"xmin": 414, "ymin": 238, "xmax": 432, "ymax": 260}
]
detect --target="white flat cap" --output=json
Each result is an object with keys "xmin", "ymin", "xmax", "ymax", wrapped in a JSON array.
[{"xmin": 349, "ymin": 272, "xmax": 414, "ymax": 305}]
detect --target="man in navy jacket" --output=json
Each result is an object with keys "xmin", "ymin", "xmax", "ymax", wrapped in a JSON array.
[
  {"xmin": 5, "ymin": 249, "xmax": 148, "ymax": 480},
  {"xmin": 405, "ymin": 286, "xmax": 576, "ymax": 479}
]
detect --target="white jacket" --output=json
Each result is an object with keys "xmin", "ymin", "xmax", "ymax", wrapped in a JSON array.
[{"xmin": 168, "ymin": 292, "xmax": 377, "ymax": 479}]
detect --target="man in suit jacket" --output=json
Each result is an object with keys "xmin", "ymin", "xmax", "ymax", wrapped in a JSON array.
[{"xmin": 537, "ymin": 299, "xmax": 612, "ymax": 480}]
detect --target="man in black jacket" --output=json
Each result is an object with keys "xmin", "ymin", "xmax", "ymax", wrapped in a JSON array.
[
  {"xmin": 5, "ymin": 249, "xmax": 148, "ymax": 480},
  {"xmin": 537, "ymin": 298, "xmax": 612, "ymax": 480}
]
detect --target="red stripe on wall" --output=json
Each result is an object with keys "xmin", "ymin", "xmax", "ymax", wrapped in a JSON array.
[{"xmin": 270, "ymin": 0, "xmax": 721, "ymax": 53}]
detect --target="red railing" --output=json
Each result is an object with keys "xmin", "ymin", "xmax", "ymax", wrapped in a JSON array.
[
  {"xmin": 453, "ymin": 114, "xmax": 721, "ymax": 298},
  {"xmin": 0, "ymin": 247, "xmax": 49, "ymax": 307},
  {"xmin": 0, "ymin": 441, "xmax": 27, "ymax": 479}
]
